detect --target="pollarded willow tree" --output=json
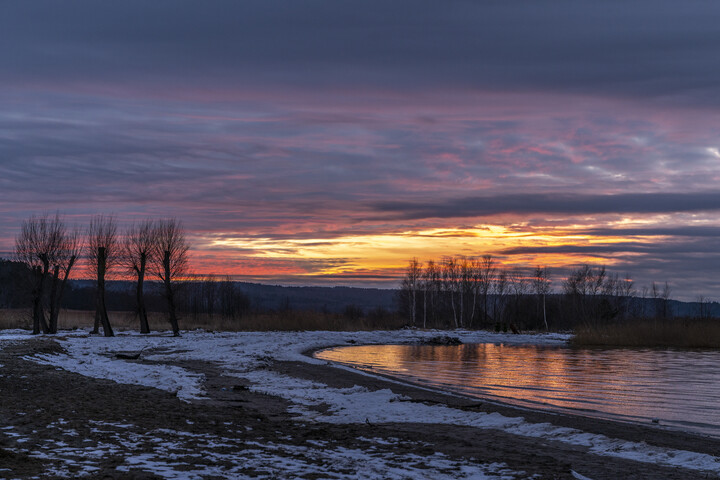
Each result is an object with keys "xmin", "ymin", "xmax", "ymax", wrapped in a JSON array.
[
  {"xmin": 15, "ymin": 213, "xmax": 81, "ymax": 334},
  {"xmin": 122, "ymin": 220, "xmax": 155, "ymax": 334},
  {"xmin": 48, "ymin": 226, "xmax": 82, "ymax": 333},
  {"xmin": 87, "ymin": 215, "xmax": 118, "ymax": 337},
  {"xmin": 151, "ymin": 218, "xmax": 189, "ymax": 336}
]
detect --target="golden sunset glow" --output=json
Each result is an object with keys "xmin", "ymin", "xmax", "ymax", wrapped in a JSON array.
[{"xmin": 193, "ymin": 217, "xmax": 668, "ymax": 281}]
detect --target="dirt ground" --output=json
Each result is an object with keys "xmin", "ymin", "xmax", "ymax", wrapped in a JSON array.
[{"xmin": 0, "ymin": 337, "xmax": 718, "ymax": 479}]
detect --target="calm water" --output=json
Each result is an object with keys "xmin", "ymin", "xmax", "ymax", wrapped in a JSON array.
[{"xmin": 315, "ymin": 343, "xmax": 720, "ymax": 437}]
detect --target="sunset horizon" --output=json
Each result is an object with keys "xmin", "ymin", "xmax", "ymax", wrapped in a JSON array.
[{"xmin": 3, "ymin": 1, "xmax": 720, "ymax": 299}]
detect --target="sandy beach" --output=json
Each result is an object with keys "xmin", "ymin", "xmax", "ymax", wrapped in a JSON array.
[{"xmin": 1, "ymin": 329, "xmax": 718, "ymax": 480}]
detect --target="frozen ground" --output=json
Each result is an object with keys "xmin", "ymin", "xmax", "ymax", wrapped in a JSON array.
[{"xmin": 2, "ymin": 328, "xmax": 719, "ymax": 479}]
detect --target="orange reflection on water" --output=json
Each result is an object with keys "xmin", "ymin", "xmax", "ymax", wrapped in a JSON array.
[{"xmin": 315, "ymin": 343, "xmax": 720, "ymax": 436}]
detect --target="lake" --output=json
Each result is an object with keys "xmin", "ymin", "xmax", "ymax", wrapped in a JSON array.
[{"xmin": 315, "ymin": 343, "xmax": 720, "ymax": 437}]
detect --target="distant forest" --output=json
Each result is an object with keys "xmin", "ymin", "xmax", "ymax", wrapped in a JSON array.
[
  {"xmin": 1, "ymin": 257, "xmax": 718, "ymax": 332},
  {"xmin": 3, "ymin": 213, "xmax": 719, "ymax": 335},
  {"xmin": 399, "ymin": 256, "xmax": 720, "ymax": 331},
  {"xmin": 0, "ymin": 258, "xmax": 396, "ymax": 321}
]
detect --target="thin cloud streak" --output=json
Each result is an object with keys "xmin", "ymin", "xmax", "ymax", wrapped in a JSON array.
[{"xmin": 374, "ymin": 192, "xmax": 720, "ymax": 220}]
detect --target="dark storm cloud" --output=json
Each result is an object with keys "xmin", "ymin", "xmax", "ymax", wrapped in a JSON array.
[
  {"xmin": 2, "ymin": 1, "xmax": 720, "ymax": 104},
  {"xmin": 374, "ymin": 192, "xmax": 720, "ymax": 220}
]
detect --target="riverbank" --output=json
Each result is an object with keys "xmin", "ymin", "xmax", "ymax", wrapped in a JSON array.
[{"xmin": 0, "ymin": 329, "xmax": 718, "ymax": 479}]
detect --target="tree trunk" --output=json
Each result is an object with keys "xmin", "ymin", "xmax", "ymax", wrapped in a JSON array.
[
  {"xmin": 137, "ymin": 253, "xmax": 150, "ymax": 334},
  {"xmin": 164, "ymin": 250, "xmax": 180, "ymax": 336},
  {"xmin": 38, "ymin": 261, "xmax": 50, "ymax": 334},
  {"xmin": 411, "ymin": 288, "xmax": 416, "ymax": 326},
  {"xmin": 51, "ymin": 256, "xmax": 76, "ymax": 335},
  {"xmin": 95, "ymin": 247, "xmax": 114, "ymax": 337},
  {"xmin": 48, "ymin": 265, "xmax": 60, "ymax": 333},
  {"xmin": 483, "ymin": 290, "xmax": 488, "ymax": 326},
  {"xmin": 459, "ymin": 287, "xmax": 464, "ymax": 328},
  {"xmin": 31, "ymin": 266, "xmax": 46, "ymax": 334},
  {"xmin": 470, "ymin": 288, "xmax": 477, "ymax": 328},
  {"xmin": 422, "ymin": 287, "xmax": 427, "ymax": 329},
  {"xmin": 450, "ymin": 289, "xmax": 458, "ymax": 328}
]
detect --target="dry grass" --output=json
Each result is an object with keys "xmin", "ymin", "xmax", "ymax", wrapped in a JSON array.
[
  {"xmin": 0, "ymin": 310, "xmax": 31, "ymax": 330},
  {"xmin": 571, "ymin": 318, "xmax": 720, "ymax": 348},
  {"xmin": 0, "ymin": 309, "xmax": 406, "ymax": 332}
]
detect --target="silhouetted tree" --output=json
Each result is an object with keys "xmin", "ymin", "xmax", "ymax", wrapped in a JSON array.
[
  {"xmin": 122, "ymin": 220, "xmax": 155, "ymax": 334},
  {"xmin": 660, "ymin": 281, "xmax": 672, "ymax": 319},
  {"xmin": 87, "ymin": 215, "xmax": 117, "ymax": 337},
  {"xmin": 492, "ymin": 267, "xmax": 508, "ymax": 323},
  {"xmin": 403, "ymin": 258, "xmax": 421, "ymax": 326},
  {"xmin": 15, "ymin": 213, "xmax": 70, "ymax": 334},
  {"xmin": 443, "ymin": 256, "xmax": 460, "ymax": 328},
  {"xmin": 477, "ymin": 255, "xmax": 495, "ymax": 326},
  {"xmin": 152, "ymin": 218, "xmax": 189, "ymax": 336},
  {"xmin": 48, "ymin": 227, "xmax": 82, "ymax": 333},
  {"xmin": 533, "ymin": 266, "xmax": 550, "ymax": 329}
]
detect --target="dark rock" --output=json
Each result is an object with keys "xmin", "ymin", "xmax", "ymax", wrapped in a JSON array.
[{"xmin": 423, "ymin": 335, "xmax": 462, "ymax": 346}]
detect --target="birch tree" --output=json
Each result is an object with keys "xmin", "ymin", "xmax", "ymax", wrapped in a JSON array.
[
  {"xmin": 532, "ymin": 266, "xmax": 550, "ymax": 330},
  {"xmin": 405, "ymin": 258, "xmax": 422, "ymax": 327}
]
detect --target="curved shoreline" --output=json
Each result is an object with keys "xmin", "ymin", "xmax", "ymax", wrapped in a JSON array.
[
  {"xmin": 3, "ymin": 330, "xmax": 720, "ymax": 479},
  {"xmin": 303, "ymin": 343, "xmax": 720, "ymax": 454}
]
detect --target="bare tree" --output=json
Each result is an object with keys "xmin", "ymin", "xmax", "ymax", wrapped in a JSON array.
[
  {"xmin": 442, "ymin": 257, "xmax": 460, "ymax": 328},
  {"xmin": 48, "ymin": 227, "xmax": 82, "ymax": 333},
  {"xmin": 651, "ymin": 281, "xmax": 660, "ymax": 319},
  {"xmin": 15, "ymin": 214, "xmax": 66, "ymax": 334},
  {"xmin": 696, "ymin": 295, "xmax": 712, "ymax": 320},
  {"xmin": 152, "ymin": 218, "xmax": 189, "ymax": 336},
  {"xmin": 122, "ymin": 220, "xmax": 155, "ymax": 334},
  {"xmin": 478, "ymin": 255, "xmax": 495, "ymax": 326},
  {"xmin": 508, "ymin": 268, "xmax": 528, "ymax": 325},
  {"xmin": 87, "ymin": 215, "xmax": 118, "ymax": 337},
  {"xmin": 405, "ymin": 258, "xmax": 422, "ymax": 327},
  {"xmin": 493, "ymin": 268, "xmax": 508, "ymax": 322},
  {"xmin": 532, "ymin": 266, "xmax": 551, "ymax": 330},
  {"xmin": 458, "ymin": 256, "xmax": 470, "ymax": 327},
  {"xmin": 660, "ymin": 281, "xmax": 672, "ymax": 319},
  {"xmin": 420, "ymin": 260, "xmax": 433, "ymax": 329}
]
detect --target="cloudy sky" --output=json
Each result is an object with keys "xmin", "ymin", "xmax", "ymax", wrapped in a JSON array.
[{"xmin": 2, "ymin": 1, "xmax": 720, "ymax": 298}]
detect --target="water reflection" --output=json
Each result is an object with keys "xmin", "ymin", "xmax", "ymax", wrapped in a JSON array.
[{"xmin": 315, "ymin": 344, "xmax": 720, "ymax": 437}]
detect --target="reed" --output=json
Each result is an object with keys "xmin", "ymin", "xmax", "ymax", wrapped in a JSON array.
[
  {"xmin": 571, "ymin": 318, "xmax": 720, "ymax": 348},
  {"xmin": 0, "ymin": 309, "xmax": 405, "ymax": 332}
]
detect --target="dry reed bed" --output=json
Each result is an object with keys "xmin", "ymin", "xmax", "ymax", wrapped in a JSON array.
[
  {"xmin": 0, "ymin": 309, "xmax": 405, "ymax": 333},
  {"xmin": 571, "ymin": 319, "xmax": 720, "ymax": 349}
]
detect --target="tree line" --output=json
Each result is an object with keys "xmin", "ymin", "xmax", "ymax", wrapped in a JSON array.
[
  {"xmin": 399, "ymin": 256, "xmax": 688, "ymax": 330},
  {"xmin": 14, "ymin": 213, "xmax": 188, "ymax": 336}
]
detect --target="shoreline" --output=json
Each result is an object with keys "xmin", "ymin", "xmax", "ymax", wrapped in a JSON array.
[
  {"xmin": 1, "ymin": 329, "xmax": 719, "ymax": 479},
  {"xmin": 298, "ymin": 348, "xmax": 720, "ymax": 456},
  {"xmin": 309, "ymin": 344, "xmax": 720, "ymax": 441}
]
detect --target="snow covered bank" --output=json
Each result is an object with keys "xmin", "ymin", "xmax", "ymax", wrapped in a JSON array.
[{"xmin": 7, "ymin": 328, "xmax": 720, "ymax": 475}]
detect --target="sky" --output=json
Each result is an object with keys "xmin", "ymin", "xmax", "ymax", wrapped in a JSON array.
[{"xmin": 2, "ymin": 1, "xmax": 720, "ymax": 299}]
